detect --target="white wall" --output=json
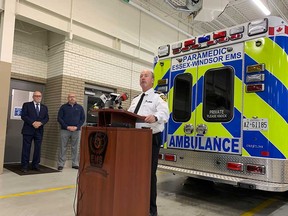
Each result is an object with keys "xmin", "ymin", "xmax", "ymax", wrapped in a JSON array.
[
  {"xmin": 12, "ymin": 30, "xmax": 48, "ymax": 78},
  {"xmin": 16, "ymin": 0, "xmax": 189, "ymax": 64},
  {"xmin": 61, "ymin": 40, "xmax": 148, "ymax": 92}
]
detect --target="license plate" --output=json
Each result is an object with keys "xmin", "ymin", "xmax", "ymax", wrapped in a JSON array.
[{"xmin": 243, "ymin": 118, "xmax": 268, "ymax": 131}]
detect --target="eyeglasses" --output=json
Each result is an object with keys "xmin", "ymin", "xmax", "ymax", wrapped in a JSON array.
[{"xmin": 33, "ymin": 95, "xmax": 42, "ymax": 97}]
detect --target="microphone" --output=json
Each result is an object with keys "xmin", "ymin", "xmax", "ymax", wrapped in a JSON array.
[
  {"xmin": 99, "ymin": 94, "xmax": 108, "ymax": 103},
  {"xmin": 115, "ymin": 93, "xmax": 129, "ymax": 104}
]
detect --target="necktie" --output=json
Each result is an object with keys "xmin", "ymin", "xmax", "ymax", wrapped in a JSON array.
[
  {"xmin": 36, "ymin": 104, "xmax": 40, "ymax": 116},
  {"xmin": 134, "ymin": 93, "xmax": 145, "ymax": 114}
]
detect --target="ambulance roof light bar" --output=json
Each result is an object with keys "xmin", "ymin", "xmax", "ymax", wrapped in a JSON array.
[
  {"xmin": 198, "ymin": 35, "xmax": 210, "ymax": 43},
  {"xmin": 158, "ymin": 45, "xmax": 170, "ymax": 57},
  {"xmin": 213, "ymin": 31, "xmax": 226, "ymax": 39}
]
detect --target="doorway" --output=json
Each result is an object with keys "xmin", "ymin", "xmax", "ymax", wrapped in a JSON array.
[
  {"xmin": 83, "ymin": 84, "xmax": 114, "ymax": 126},
  {"xmin": 4, "ymin": 79, "xmax": 45, "ymax": 163}
]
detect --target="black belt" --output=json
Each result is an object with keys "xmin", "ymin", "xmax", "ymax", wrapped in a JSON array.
[{"xmin": 153, "ymin": 132, "xmax": 161, "ymax": 137}]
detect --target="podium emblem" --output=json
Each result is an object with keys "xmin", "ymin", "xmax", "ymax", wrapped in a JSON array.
[{"xmin": 88, "ymin": 132, "xmax": 108, "ymax": 168}]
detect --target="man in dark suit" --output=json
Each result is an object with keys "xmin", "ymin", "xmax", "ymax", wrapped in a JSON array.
[{"xmin": 21, "ymin": 91, "xmax": 49, "ymax": 172}]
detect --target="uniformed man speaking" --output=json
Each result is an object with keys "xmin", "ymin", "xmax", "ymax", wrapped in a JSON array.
[{"xmin": 128, "ymin": 69, "xmax": 169, "ymax": 216}]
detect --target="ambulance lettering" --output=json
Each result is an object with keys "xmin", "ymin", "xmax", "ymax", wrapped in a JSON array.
[
  {"xmin": 168, "ymin": 135, "xmax": 240, "ymax": 153},
  {"xmin": 171, "ymin": 46, "xmax": 243, "ymax": 71}
]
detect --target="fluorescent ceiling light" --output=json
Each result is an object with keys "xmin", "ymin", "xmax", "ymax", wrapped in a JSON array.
[{"xmin": 252, "ymin": 0, "xmax": 271, "ymax": 16}]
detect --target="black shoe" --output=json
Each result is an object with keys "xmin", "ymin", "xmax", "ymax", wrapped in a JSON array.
[
  {"xmin": 21, "ymin": 168, "xmax": 28, "ymax": 173},
  {"xmin": 58, "ymin": 166, "xmax": 63, "ymax": 171},
  {"xmin": 149, "ymin": 212, "xmax": 158, "ymax": 216},
  {"xmin": 32, "ymin": 167, "xmax": 41, "ymax": 172},
  {"xmin": 72, "ymin": 166, "xmax": 79, "ymax": 169}
]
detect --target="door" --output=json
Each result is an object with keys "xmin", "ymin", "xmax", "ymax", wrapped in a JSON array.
[
  {"xmin": 4, "ymin": 79, "xmax": 45, "ymax": 163},
  {"xmin": 167, "ymin": 43, "xmax": 244, "ymax": 154},
  {"xmin": 195, "ymin": 43, "xmax": 243, "ymax": 154}
]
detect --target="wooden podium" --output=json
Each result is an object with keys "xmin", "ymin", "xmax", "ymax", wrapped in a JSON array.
[{"xmin": 77, "ymin": 109, "xmax": 152, "ymax": 216}]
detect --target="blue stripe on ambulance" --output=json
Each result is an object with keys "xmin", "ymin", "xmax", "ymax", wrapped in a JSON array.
[
  {"xmin": 168, "ymin": 113, "xmax": 182, "ymax": 134},
  {"xmin": 196, "ymin": 76, "xmax": 203, "ymax": 106},
  {"xmin": 222, "ymin": 108, "xmax": 241, "ymax": 137},
  {"xmin": 245, "ymin": 55, "xmax": 288, "ymax": 122},
  {"xmin": 223, "ymin": 59, "xmax": 242, "ymax": 80},
  {"xmin": 269, "ymin": 36, "xmax": 288, "ymax": 54},
  {"xmin": 243, "ymin": 131, "xmax": 285, "ymax": 159}
]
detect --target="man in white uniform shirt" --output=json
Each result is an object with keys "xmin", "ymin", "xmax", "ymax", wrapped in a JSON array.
[{"xmin": 128, "ymin": 69, "xmax": 169, "ymax": 216}]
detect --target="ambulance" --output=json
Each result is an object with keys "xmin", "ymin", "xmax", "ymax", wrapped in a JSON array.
[{"xmin": 153, "ymin": 16, "xmax": 288, "ymax": 191}]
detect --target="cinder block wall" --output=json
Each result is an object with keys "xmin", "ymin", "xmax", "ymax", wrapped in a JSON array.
[{"xmin": 42, "ymin": 75, "xmax": 85, "ymax": 167}]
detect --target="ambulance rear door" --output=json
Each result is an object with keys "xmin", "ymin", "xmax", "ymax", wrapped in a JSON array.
[
  {"xmin": 167, "ymin": 60, "xmax": 197, "ymax": 150},
  {"xmin": 194, "ymin": 43, "xmax": 244, "ymax": 155}
]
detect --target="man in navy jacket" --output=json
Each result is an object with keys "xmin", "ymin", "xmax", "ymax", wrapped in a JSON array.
[
  {"xmin": 57, "ymin": 93, "xmax": 85, "ymax": 171},
  {"xmin": 21, "ymin": 91, "xmax": 49, "ymax": 172}
]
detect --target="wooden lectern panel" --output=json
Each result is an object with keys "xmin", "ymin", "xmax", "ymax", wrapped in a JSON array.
[
  {"xmin": 77, "ymin": 126, "xmax": 152, "ymax": 216},
  {"xmin": 92, "ymin": 109, "xmax": 145, "ymax": 128}
]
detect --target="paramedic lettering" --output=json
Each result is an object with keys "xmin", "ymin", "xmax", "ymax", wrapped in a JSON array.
[{"xmin": 171, "ymin": 47, "xmax": 242, "ymax": 71}]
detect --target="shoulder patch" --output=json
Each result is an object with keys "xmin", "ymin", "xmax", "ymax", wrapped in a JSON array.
[{"xmin": 160, "ymin": 94, "xmax": 167, "ymax": 102}]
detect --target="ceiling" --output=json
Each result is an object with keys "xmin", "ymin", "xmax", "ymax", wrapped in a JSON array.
[{"xmin": 132, "ymin": 0, "xmax": 288, "ymax": 36}]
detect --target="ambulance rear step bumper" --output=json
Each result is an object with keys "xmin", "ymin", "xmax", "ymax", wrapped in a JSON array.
[{"xmin": 158, "ymin": 165, "xmax": 288, "ymax": 192}]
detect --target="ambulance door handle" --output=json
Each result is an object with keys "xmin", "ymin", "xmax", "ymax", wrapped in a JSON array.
[
  {"xmin": 184, "ymin": 124, "xmax": 194, "ymax": 134},
  {"xmin": 196, "ymin": 124, "xmax": 208, "ymax": 135}
]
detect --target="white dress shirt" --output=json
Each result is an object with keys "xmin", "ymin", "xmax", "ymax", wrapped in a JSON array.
[{"xmin": 128, "ymin": 88, "xmax": 169, "ymax": 134}]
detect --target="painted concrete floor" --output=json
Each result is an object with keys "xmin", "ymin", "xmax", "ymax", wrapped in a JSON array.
[{"xmin": 1, "ymin": 168, "xmax": 288, "ymax": 216}]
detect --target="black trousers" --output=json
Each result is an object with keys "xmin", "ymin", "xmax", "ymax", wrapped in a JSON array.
[
  {"xmin": 150, "ymin": 132, "xmax": 161, "ymax": 214},
  {"xmin": 21, "ymin": 131, "xmax": 43, "ymax": 169}
]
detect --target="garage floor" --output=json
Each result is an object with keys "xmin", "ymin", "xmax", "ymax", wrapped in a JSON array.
[{"xmin": 1, "ymin": 168, "xmax": 288, "ymax": 216}]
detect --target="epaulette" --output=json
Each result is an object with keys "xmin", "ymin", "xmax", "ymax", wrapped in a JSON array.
[
  {"xmin": 133, "ymin": 94, "xmax": 140, "ymax": 99},
  {"xmin": 154, "ymin": 90, "xmax": 162, "ymax": 94}
]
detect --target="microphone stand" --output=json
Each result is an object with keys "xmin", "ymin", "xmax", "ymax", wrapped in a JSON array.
[{"xmin": 117, "ymin": 101, "xmax": 123, "ymax": 109}]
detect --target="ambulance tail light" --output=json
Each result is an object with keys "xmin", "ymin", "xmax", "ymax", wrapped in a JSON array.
[
  {"xmin": 246, "ymin": 164, "xmax": 265, "ymax": 174},
  {"xmin": 213, "ymin": 31, "xmax": 226, "ymax": 39},
  {"xmin": 246, "ymin": 74, "xmax": 265, "ymax": 83},
  {"xmin": 158, "ymin": 153, "xmax": 164, "ymax": 160},
  {"xmin": 247, "ymin": 64, "xmax": 265, "ymax": 73},
  {"xmin": 227, "ymin": 162, "xmax": 243, "ymax": 171},
  {"xmin": 164, "ymin": 154, "xmax": 177, "ymax": 162},
  {"xmin": 246, "ymin": 84, "xmax": 264, "ymax": 93}
]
